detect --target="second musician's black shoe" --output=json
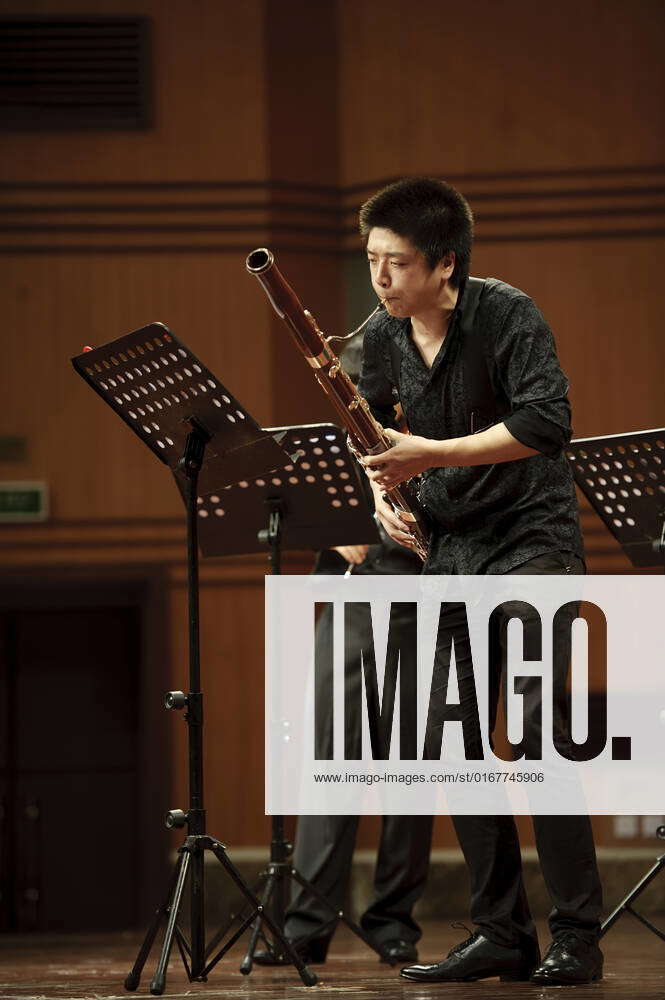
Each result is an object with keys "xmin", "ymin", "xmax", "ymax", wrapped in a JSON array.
[
  {"xmin": 530, "ymin": 932, "xmax": 603, "ymax": 985},
  {"xmin": 400, "ymin": 930, "xmax": 539, "ymax": 982},
  {"xmin": 378, "ymin": 939, "xmax": 418, "ymax": 965}
]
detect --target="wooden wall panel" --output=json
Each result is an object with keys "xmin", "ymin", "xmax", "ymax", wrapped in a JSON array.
[
  {"xmin": 338, "ymin": 0, "xmax": 665, "ymax": 183},
  {"xmin": 265, "ymin": 0, "xmax": 339, "ymax": 186},
  {"xmin": 261, "ymin": 0, "xmax": 343, "ymax": 426},
  {"xmin": 471, "ymin": 236, "xmax": 665, "ymax": 439},
  {"xmin": 1, "ymin": 253, "xmax": 274, "ymax": 519},
  {"xmin": 0, "ymin": 0, "xmax": 275, "ymax": 523}
]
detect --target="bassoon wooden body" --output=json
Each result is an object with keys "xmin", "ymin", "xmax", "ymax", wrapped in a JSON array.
[{"xmin": 245, "ymin": 247, "xmax": 429, "ymax": 561}]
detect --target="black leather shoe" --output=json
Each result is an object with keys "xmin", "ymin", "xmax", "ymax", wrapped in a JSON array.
[
  {"xmin": 378, "ymin": 939, "xmax": 418, "ymax": 965},
  {"xmin": 252, "ymin": 935, "xmax": 329, "ymax": 966},
  {"xmin": 530, "ymin": 933, "xmax": 603, "ymax": 985},
  {"xmin": 400, "ymin": 930, "xmax": 538, "ymax": 982}
]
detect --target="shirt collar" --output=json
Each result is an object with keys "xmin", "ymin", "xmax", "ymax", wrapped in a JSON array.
[{"xmin": 449, "ymin": 276, "xmax": 468, "ymax": 327}]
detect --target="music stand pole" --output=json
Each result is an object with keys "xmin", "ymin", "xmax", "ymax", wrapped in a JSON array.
[
  {"xmin": 179, "ymin": 423, "xmax": 208, "ymax": 975},
  {"xmin": 129, "ymin": 424, "xmax": 209, "ymax": 993},
  {"xmin": 262, "ymin": 502, "xmax": 287, "ymax": 930},
  {"xmin": 235, "ymin": 482, "xmax": 391, "ymax": 973},
  {"xmin": 237, "ymin": 503, "xmax": 290, "ymax": 973}
]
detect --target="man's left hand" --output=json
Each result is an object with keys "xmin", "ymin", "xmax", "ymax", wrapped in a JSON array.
[{"xmin": 361, "ymin": 428, "xmax": 436, "ymax": 490}]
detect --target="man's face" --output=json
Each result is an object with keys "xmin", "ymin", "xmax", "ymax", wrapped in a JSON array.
[{"xmin": 366, "ymin": 227, "xmax": 453, "ymax": 319}]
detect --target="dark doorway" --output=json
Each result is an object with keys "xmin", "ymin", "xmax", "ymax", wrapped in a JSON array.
[{"xmin": 0, "ymin": 585, "xmax": 149, "ymax": 932}]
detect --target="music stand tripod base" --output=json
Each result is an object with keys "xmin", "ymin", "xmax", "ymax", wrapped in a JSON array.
[{"xmin": 600, "ymin": 832, "xmax": 665, "ymax": 942}]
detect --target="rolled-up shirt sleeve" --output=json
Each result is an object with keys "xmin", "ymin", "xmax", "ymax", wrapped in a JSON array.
[
  {"xmin": 493, "ymin": 297, "xmax": 572, "ymax": 458},
  {"xmin": 357, "ymin": 321, "xmax": 398, "ymax": 430}
]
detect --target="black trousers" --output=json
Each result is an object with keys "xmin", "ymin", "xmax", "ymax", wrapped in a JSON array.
[
  {"xmin": 429, "ymin": 551, "xmax": 602, "ymax": 948},
  {"xmin": 287, "ymin": 812, "xmax": 434, "ymax": 945},
  {"xmin": 286, "ymin": 539, "xmax": 433, "ymax": 946}
]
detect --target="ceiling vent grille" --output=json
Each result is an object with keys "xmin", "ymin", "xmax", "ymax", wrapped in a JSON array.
[{"xmin": 0, "ymin": 16, "xmax": 150, "ymax": 129}]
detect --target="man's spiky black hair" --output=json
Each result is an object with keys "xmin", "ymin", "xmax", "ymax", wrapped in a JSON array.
[{"xmin": 359, "ymin": 177, "xmax": 474, "ymax": 287}]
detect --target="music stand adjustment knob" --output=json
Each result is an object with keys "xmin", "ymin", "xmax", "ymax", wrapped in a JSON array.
[
  {"xmin": 164, "ymin": 691, "xmax": 188, "ymax": 710},
  {"xmin": 164, "ymin": 809, "xmax": 188, "ymax": 830}
]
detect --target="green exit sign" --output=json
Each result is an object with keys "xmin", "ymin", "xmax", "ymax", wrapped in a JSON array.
[{"xmin": 0, "ymin": 482, "xmax": 49, "ymax": 522}]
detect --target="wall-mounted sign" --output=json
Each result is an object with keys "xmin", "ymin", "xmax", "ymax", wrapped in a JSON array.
[{"xmin": 0, "ymin": 482, "xmax": 49, "ymax": 522}]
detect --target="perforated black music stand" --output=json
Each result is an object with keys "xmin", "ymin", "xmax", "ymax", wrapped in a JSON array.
[
  {"xmin": 567, "ymin": 428, "xmax": 665, "ymax": 568},
  {"xmin": 72, "ymin": 323, "xmax": 317, "ymax": 992},
  {"xmin": 567, "ymin": 428, "xmax": 665, "ymax": 941},
  {"xmin": 73, "ymin": 322, "xmax": 292, "ymax": 493},
  {"xmin": 191, "ymin": 423, "xmax": 378, "ymax": 560},
  {"xmin": 189, "ymin": 423, "xmax": 390, "ymax": 971}
]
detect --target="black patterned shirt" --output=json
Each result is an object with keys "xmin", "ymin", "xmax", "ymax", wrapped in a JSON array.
[{"xmin": 357, "ymin": 277, "xmax": 584, "ymax": 574}]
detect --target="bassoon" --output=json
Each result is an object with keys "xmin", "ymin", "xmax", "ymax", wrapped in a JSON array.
[{"xmin": 245, "ymin": 248, "xmax": 430, "ymax": 561}]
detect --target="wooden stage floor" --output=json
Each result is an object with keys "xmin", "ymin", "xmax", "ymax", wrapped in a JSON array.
[{"xmin": 1, "ymin": 920, "xmax": 664, "ymax": 1000}]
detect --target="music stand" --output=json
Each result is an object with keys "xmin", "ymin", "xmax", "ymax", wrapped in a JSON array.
[
  {"xmin": 189, "ymin": 423, "xmax": 390, "ymax": 970},
  {"xmin": 191, "ymin": 422, "xmax": 378, "ymax": 561},
  {"xmin": 567, "ymin": 428, "xmax": 665, "ymax": 941},
  {"xmin": 567, "ymin": 428, "xmax": 665, "ymax": 569},
  {"xmin": 72, "ymin": 323, "xmax": 317, "ymax": 992}
]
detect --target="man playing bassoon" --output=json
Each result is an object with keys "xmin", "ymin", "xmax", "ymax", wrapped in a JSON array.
[{"xmin": 356, "ymin": 177, "xmax": 603, "ymax": 986}]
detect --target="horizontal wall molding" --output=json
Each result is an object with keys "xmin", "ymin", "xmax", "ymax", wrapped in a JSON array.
[
  {"xmin": 0, "ymin": 179, "xmax": 341, "ymax": 193},
  {"xmin": 3, "ymin": 229, "xmax": 665, "ymax": 257},
  {"xmin": 1, "ymin": 165, "xmax": 664, "ymax": 254},
  {"xmin": 2, "ymin": 162, "xmax": 664, "ymax": 192},
  {"xmin": 342, "ymin": 163, "xmax": 665, "ymax": 196},
  {"xmin": 0, "ymin": 516, "xmax": 313, "ymax": 573},
  {"xmin": 0, "ymin": 505, "xmax": 650, "ymax": 575}
]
